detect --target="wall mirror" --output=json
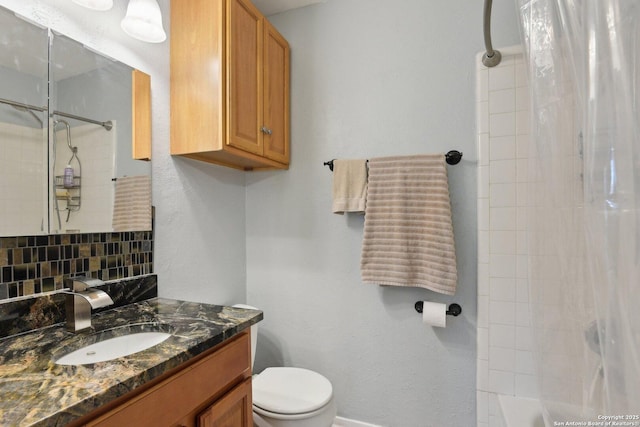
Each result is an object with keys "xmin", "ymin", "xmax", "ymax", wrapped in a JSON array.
[
  {"xmin": 0, "ymin": 6, "xmax": 48, "ymax": 236},
  {"xmin": 0, "ymin": 5, "xmax": 151, "ymax": 237}
]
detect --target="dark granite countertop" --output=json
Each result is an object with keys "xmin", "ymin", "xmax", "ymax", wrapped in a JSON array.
[{"xmin": 0, "ymin": 298, "xmax": 263, "ymax": 426}]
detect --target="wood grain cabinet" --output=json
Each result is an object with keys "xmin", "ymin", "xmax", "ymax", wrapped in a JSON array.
[
  {"xmin": 197, "ymin": 378, "xmax": 253, "ymax": 427},
  {"xmin": 132, "ymin": 69, "xmax": 152, "ymax": 161},
  {"xmin": 74, "ymin": 332, "xmax": 253, "ymax": 427},
  {"xmin": 171, "ymin": 0, "xmax": 290, "ymax": 171}
]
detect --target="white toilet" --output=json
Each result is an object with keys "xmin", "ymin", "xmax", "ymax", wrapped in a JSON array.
[{"xmin": 233, "ymin": 305, "xmax": 337, "ymax": 427}]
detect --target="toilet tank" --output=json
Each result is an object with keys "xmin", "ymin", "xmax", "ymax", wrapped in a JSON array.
[{"xmin": 232, "ymin": 304, "xmax": 258, "ymax": 369}]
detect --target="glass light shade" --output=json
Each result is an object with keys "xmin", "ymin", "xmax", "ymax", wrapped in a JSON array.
[
  {"xmin": 121, "ymin": 0, "xmax": 167, "ymax": 43},
  {"xmin": 71, "ymin": 0, "xmax": 113, "ymax": 11}
]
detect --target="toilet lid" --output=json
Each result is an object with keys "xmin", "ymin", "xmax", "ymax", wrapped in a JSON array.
[{"xmin": 252, "ymin": 367, "xmax": 333, "ymax": 415}]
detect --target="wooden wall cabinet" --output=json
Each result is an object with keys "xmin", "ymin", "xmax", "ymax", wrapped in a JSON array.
[
  {"xmin": 74, "ymin": 332, "xmax": 253, "ymax": 427},
  {"xmin": 171, "ymin": 0, "xmax": 290, "ymax": 171},
  {"xmin": 132, "ymin": 69, "xmax": 152, "ymax": 161}
]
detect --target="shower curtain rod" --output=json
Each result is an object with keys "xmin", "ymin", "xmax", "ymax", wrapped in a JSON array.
[
  {"xmin": 52, "ymin": 110, "xmax": 113, "ymax": 131},
  {"xmin": 1, "ymin": 98, "xmax": 112, "ymax": 131},
  {"xmin": 0, "ymin": 98, "xmax": 113, "ymax": 130},
  {"xmin": 0, "ymin": 97, "xmax": 47, "ymax": 112},
  {"xmin": 482, "ymin": 0, "xmax": 501, "ymax": 67}
]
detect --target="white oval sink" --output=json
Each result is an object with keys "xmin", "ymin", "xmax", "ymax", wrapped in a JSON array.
[{"xmin": 55, "ymin": 332, "xmax": 171, "ymax": 365}]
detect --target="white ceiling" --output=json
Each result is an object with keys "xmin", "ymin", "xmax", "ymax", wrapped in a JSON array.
[{"xmin": 252, "ymin": 0, "xmax": 325, "ymax": 16}]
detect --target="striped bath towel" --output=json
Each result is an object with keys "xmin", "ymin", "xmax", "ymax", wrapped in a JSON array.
[
  {"xmin": 360, "ymin": 154, "xmax": 457, "ymax": 295},
  {"xmin": 112, "ymin": 175, "xmax": 152, "ymax": 231}
]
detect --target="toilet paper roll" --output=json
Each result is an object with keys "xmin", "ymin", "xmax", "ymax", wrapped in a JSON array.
[{"xmin": 421, "ymin": 301, "xmax": 447, "ymax": 328}]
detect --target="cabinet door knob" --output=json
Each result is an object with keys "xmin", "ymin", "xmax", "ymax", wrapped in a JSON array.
[{"xmin": 261, "ymin": 126, "xmax": 272, "ymax": 135}]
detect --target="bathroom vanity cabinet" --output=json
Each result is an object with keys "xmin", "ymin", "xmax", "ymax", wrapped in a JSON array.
[
  {"xmin": 170, "ymin": 0, "xmax": 290, "ymax": 171},
  {"xmin": 76, "ymin": 331, "xmax": 252, "ymax": 427}
]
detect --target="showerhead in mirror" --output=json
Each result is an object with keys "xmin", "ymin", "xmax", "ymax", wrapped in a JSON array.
[{"xmin": 10, "ymin": 104, "xmax": 43, "ymax": 127}]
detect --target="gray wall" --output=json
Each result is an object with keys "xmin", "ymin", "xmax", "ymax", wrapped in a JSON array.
[
  {"xmin": 0, "ymin": 66, "xmax": 46, "ymax": 128},
  {"xmin": 0, "ymin": 4, "xmax": 47, "ymax": 129},
  {"xmin": 245, "ymin": 1, "xmax": 521, "ymax": 425}
]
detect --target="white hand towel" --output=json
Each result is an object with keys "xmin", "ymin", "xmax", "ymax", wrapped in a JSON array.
[
  {"xmin": 332, "ymin": 159, "xmax": 368, "ymax": 214},
  {"xmin": 360, "ymin": 154, "xmax": 457, "ymax": 295}
]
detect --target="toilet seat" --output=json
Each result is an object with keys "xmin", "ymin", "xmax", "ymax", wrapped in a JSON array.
[
  {"xmin": 253, "ymin": 367, "xmax": 333, "ymax": 415},
  {"xmin": 253, "ymin": 399, "xmax": 333, "ymax": 421}
]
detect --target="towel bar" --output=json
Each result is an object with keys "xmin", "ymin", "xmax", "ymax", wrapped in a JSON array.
[
  {"xmin": 414, "ymin": 301, "xmax": 462, "ymax": 317},
  {"xmin": 323, "ymin": 159, "xmax": 337, "ymax": 171},
  {"xmin": 323, "ymin": 151, "xmax": 462, "ymax": 171}
]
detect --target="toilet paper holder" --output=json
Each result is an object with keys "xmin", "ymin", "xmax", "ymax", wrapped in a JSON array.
[{"xmin": 414, "ymin": 301, "xmax": 462, "ymax": 317}]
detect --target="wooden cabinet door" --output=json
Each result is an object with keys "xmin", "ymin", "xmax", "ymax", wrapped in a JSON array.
[
  {"xmin": 132, "ymin": 69, "xmax": 151, "ymax": 161},
  {"xmin": 227, "ymin": 0, "xmax": 263, "ymax": 156},
  {"xmin": 198, "ymin": 378, "xmax": 253, "ymax": 427},
  {"xmin": 170, "ymin": 0, "xmax": 225, "ymax": 155},
  {"xmin": 262, "ymin": 20, "xmax": 290, "ymax": 164},
  {"xmin": 83, "ymin": 333, "xmax": 250, "ymax": 427}
]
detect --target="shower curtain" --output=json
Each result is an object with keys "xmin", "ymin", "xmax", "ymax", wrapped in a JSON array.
[{"xmin": 516, "ymin": 0, "xmax": 640, "ymax": 423}]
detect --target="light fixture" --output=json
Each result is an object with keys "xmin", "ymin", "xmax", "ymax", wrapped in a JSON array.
[
  {"xmin": 71, "ymin": 0, "xmax": 113, "ymax": 11},
  {"xmin": 120, "ymin": 0, "xmax": 167, "ymax": 44}
]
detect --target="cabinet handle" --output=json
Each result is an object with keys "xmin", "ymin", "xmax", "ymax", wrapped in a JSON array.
[{"xmin": 261, "ymin": 126, "xmax": 272, "ymax": 135}]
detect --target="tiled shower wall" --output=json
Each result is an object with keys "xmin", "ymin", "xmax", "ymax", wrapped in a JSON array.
[
  {"xmin": 52, "ymin": 123, "xmax": 115, "ymax": 233},
  {"xmin": 0, "ymin": 123, "xmax": 46, "ymax": 236},
  {"xmin": 0, "ymin": 231, "xmax": 153, "ymax": 301},
  {"xmin": 2, "ymin": 120, "xmax": 118, "ymax": 235},
  {"xmin": 476, "ymin": 47, "xmax": 537, "ymax": 427}
]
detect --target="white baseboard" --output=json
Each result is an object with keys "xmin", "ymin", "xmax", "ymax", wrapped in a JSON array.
[{"xmin": 333, "ymin": 416, "xmax": 384, "ymax": 427}]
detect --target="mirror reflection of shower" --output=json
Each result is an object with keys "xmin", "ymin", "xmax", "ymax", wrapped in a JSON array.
[
  {"xmin": 10, "ymin": 104, "xmax": 43, "ymax": 128},
  {"xmin": 52, "ymin": 119, "xmax": 81, "ymax": 227},
  {"xmin": 49, "ymin": 111, "xmax": 115, "ymax": 234},
  {"xmin": 0, "ymin": 97, "xmax": 48, "ymax": 236}
]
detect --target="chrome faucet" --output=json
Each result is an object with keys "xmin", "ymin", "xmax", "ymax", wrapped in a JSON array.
[{"xmin": 64, "ymin": 276, "xmax": 114, "ymax": 332}]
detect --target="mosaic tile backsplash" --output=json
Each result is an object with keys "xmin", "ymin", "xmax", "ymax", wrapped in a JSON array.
[
  {"xmin": 0, "ymin": 231, "xmax": 153, "ymax": 301},
  {"xmin": 0, "ymin": 274, "xmax": 158, "ymax": 339}
]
